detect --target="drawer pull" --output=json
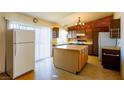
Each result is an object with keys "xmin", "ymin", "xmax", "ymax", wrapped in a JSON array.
[{"xmin": 103, "ymin": 53, "xmax": 119, "ymax": 57}]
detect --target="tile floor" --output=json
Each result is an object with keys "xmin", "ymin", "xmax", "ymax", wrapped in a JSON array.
[{"xmin": 0, "ymin": 56, "xmax": 121, "ymax": 80}]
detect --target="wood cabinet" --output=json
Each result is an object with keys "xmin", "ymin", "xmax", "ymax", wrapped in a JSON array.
[
  {"xmin": 84, "ymin": 29, "xmax": 93, "ymax": 55},
  {"xmin": 110, "ymin": 19, "xmax": 120, "ymax": 38},
  {"xmin": 92, "ymin": 29, "xmax": 99, "ymax": 56},
  {"xmin": 52, "ymin": 27, "xmax": 59, "ymax": 38},
  {"xmin": 102, "ymin": 49, "xmax": 120, "ymax": 71},
  {"xmin": 88, "ymin": 45, "xmax": 93, "ymax": 55},
  {"xmin": 92, "ymin": 27, "xmax": 109, "ymax": 56}
]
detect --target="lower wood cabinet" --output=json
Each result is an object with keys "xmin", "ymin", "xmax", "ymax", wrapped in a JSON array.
[
  {"xmin": 102, "ymin": 49, "xmax": 120, "ymax": 71},
  {"xmin": 92, "ymin": 30, "xmax": 99, "ymax": 56},
  {"xmin": 88, "ymin": 45, "xmax": 93, "ymax": 55}
]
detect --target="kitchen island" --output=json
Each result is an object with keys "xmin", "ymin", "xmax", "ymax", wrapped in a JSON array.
[{"xmin": 53, "ymin": 45, "xmax": 88, "ymax": 74}]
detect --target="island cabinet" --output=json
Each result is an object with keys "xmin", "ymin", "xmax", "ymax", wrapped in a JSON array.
[
  {"xmin": 53, "ymin": 45, "xmax": 88, "ymax": 74},
  {"xmin": 109, "ymin": 19, "xmax": 120, "ymax": 39}
]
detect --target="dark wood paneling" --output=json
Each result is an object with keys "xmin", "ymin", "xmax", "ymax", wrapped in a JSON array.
[
  {"xmin": 92, "ymin": 27, "xmax": 109, "ymax": 56},
  {"xmin": 68, "ymin": 15, "xmax": 113, "ymax": 30}
]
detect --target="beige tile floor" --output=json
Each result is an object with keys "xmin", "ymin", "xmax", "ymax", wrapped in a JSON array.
[
  {"xmin": 0, "ymin": 55, "xmax": 121, "ymax": 80},
  {"xmin": 15, "ymin": 55, "xmax": 121, "ymax": 80}
]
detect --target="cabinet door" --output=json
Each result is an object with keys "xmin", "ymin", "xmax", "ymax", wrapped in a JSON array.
[
  {"xmin": 110, "ymin": 19, "xmax": 120, "ymax": 38},
  {"xmin": 88, "ymin": 45, "xmax": 93, "ymax": 55},
  {"xmin": 92, "ymin": 30, "xmax": 99, "ymax": 56}
]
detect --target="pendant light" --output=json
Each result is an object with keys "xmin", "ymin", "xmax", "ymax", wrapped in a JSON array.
[{"xmin": 75, "ymin": 17, "xmax": 85, "ymax": 25}]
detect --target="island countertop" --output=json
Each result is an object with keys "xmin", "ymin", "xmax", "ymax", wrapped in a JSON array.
[
  {"xmin": 52, "ymin": 41, "xmax": 93, "ymax": 46},
  {"xmin": 53, "ymin": 45, "xmax": 88, "ymax": 52}
]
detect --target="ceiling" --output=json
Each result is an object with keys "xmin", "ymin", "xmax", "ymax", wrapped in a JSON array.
[{"xmin": 22, "ymin": 12, "xmax": 113, "ymax": 26}]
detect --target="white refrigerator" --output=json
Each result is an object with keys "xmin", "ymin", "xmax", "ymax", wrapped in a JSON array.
[
  {"xmin": 6, "ymin": 29, "xmax": 35, "ymax": 79},
  {"xmin": 98, "ymin": 32, "xmax": 116, "ymax": 61}
]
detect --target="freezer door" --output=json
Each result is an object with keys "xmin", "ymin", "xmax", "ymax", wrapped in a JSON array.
[
  {"xmin": 13, "ymin": 43, "xmax": 35, "ymax": 79},
  {"xmin": 13, "ymin": 29, "xmax": 35, "ymax": 43}
]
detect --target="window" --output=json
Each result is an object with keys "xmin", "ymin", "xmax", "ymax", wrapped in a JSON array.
[
  {"xmin": 57, "ymin": 29, "xmax": 68, "ymax": 44},
  {"xmin": 8, "ymin": 21, "xmax": 35, "ymax": 30},
  {"xmin": 35, "ymin": 27, "xmax": 52, "ymax": 61}
]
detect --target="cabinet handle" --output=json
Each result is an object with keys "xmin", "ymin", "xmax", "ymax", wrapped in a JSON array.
[{"xmin": 103, "ymin": 53, "xmax": 119, "ymax": 57}]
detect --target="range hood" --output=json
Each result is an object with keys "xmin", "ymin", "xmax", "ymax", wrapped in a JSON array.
[{"xmin": 76, "ymin": 33, "xmax": 86, "ymax": 36}]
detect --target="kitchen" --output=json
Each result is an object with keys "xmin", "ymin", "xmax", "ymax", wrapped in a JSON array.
[{"xmin": 0, "ymin": 12, "xmax": 123, "ymax": 80}]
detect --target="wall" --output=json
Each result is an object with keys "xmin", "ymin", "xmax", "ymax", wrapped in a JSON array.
[
  {"xmin": 0, "ymin": 13, "xmax": 6, "ymax": 73},
  {"xmin": 114, "ymin": 12, "xmax": 124, "ymax": 79},
  {"xmin": 0, "ymin": 12, "xmax": 56, "ymax": 73}
]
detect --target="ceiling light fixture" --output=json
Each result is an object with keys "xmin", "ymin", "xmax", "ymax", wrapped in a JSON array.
[{"xmin": 75, "ymin": 17, "xmax": 85, "ymax": 25}]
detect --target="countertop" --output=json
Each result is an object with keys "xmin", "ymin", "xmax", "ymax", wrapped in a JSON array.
[
  {"xmin": 102, "ymin": 46, "xmax": 120, "ymax": 50},
  {"xmin": 53, "ymin": 45, "xmax": 88, "ymax": 51},
  {"xmin": 53, "ymin": 41, "xmax": 93, "ymax": 46}
]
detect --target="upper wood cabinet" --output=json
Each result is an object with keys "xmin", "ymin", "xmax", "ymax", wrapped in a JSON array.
[
  {"xmin": 52, "ymin": 27, "xmax": 59, "ymax": 38},
  {"xmin": 109, "ymin": 19, "xmax": 120, "ymax": 39}
]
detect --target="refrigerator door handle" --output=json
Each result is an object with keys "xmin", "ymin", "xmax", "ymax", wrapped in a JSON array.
[
  {"xmin": 15, "ymin": 31, "xmax": 16, "ymax": 56},
  {"xmin": 15, "ymin": 31, "xmax": 16, "ymax": 43},
  {"xmin": 15, "ymin": 44, "xmax": 16, "ymax": 56}
]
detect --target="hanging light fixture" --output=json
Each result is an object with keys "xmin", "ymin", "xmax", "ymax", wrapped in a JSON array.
[
  {"xmin": 75, "ymin": 17, "xmax": 85, "ymax": 25},
  {"xmin": 74, "ymin": 17, "xmax": 86, "ymax": 37}
]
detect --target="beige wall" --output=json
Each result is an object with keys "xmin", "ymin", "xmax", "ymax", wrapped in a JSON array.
[
  {"xmin": 114, "ymin": 12, "xmax": 124, "ymax": 79},
  {"xmin": 0, "ymin": 12, "xmax": 57, "ymax": 73},
  {"xmin": 0, "ymin": 13, "xmax": 6, "ymax": 73}
]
